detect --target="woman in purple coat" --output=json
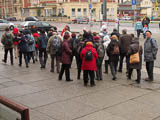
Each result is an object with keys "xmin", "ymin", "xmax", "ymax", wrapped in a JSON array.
[{"xmin": 58, "ymin": 32, "xmax": 73, "ymax": 81}]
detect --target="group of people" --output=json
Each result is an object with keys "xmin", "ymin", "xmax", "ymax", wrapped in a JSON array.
[
  {"xmin": 135, "ymin": 16, "xmax": 150, "ymax": 38},
  {"xmin": 1, "ymin": 24, "xmax": 158, "ymax": 87}
]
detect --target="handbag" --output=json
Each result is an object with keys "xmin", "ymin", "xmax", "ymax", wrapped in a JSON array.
[{"xmin": 130, "ymin": 46, "xmax": 140, "ymax": 64}]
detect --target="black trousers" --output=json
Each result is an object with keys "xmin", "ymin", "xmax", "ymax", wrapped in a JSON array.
[
  {"xmin": 39, "ymin": 48, "xmax": 48, "ymax": 67},
  {"xmin": 146, "ymin": 61, "xmax": 154, "ymax": 80},
  {"xmin": 27, "ymin": 51, "xmax": 35, "ymax": 63},
  {"xmin": 137, "ymin": 29, "xmax": 141, "ymax": 38},
  {"xmin": 59, "ymin": 64, "xmax": 71, "ymax": 81},
  {"xmin": 104, "ymin": 60, "xmax": 109, "ymax": 73},
  {"xmin": 110, "ymin": 59, "xmax": 119, "ymax": 78},
  {"xmin": 19, "ymin": 51, "xmax": 28, "ymax": 66},
  {"xmin": 83, "ymin": 70, "xmax": 95, "ymax": 85},
  {"xmin": 128, "ymin": 68, "xmax": 141, "ymax": 82},
  {"xmin": 3, "ymin": 48, "xmax": 13, "ymax": 64},
  {"xmin": 119, "ymin": 53, "xmax": 129, "ymax": 73}
]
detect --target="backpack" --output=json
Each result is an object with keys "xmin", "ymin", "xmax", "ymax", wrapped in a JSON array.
[
  {"xmin": 5, "ymin": 33, "xmax": 13, "ymax": 46},
  {"xmin": 112, "ymin": 44, "xmax": 120, "ymax": 55},
  {"xmin": 26, "ymin": 35, "xmax": 33, "ymax": 45},
  {"xmin": 51, "ymin": 36, "xmax": 61, "ymax": 55},
  {"xmin": 130, "ymin": 46, "xmax": 140, "ymax": 64},
  {"xmin": 85, "ymin": 48, "xmax": 93, "ymax": 61},
  {"xmin": 73, "ymin": 39, "xmax": 78, "ymax": 50},
  {"xmin": 97, "ymin": 44, "xmax": 105, "ymax": 58}
]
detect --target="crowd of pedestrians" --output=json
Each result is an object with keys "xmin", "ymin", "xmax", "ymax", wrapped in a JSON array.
[{"xmin": 1, "ymin": 23, "xmax": 158, "ymax": 87}]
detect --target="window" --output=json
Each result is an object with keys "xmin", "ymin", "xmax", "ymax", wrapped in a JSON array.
[
  {"xmin": 72, "ymin": 8, "xmax": 75, "ymax": 16},
  {"xmin": 15, "ymin": 7, "xmax": 17, "ymax": 13},
  {"xmin": 78, "ymin": 8, "xmax": 81, "ymax": 16},
  {"xmin": 83, "ymin": 8, "xmax": 87, "ymax": 16},
  {"xmin": 42, "ymin": 22, "xmax": 50, "ymax": 26},
  {"xmin": 92, "ymin": 8, "xmax": 96, "ymax": 16}
]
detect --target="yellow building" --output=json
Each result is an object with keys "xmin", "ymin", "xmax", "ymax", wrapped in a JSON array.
[{"xmin": 40, "ymin": 0, "xmax": 118, "ymax": 21}]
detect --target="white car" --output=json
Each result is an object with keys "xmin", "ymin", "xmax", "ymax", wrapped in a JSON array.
[
  {"xmin": 121, "ymin": 16, "xmax": 131, "ymax": 21},
  {"xmin": 17, "ymin": 21, "xmax": 36, "ymax": 31},
  {"xmin": 0, "ymin": 19, "xmax": 15, "ymax": 30}
]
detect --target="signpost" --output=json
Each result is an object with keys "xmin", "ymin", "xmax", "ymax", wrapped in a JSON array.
[
  {"xmin": 89, "ymin": 4, "xmax": 93, "ymax": 29},
  {"xmin": 132, "ymin": 0, "xmax": 136, "ymax": 25}
]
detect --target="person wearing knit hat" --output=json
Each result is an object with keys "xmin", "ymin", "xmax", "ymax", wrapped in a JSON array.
[
  {"xmin": 58, "ymin": 32, "xmax": 73, "ymax": 82},
  {"xmin": 93, "ymin": 35, "xmax": 105, "ymax": 81},
  {"xmin": 80, "ymin": 41, "xmax": 98, "ymax": 87}
]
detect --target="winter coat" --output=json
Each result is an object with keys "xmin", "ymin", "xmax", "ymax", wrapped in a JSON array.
[
  {"xmin": 69, "ymin": 37, "xmax": 79, "ymax": 56},
  {"xmin": 128, "ymin": 38, "xmax": 143, "ymax": 69},
  {"xmin": 18, "ymin": 35, "xmax": 28, "ymax": 52},
  {"xmin": 61, "ymin": 39, "xmax": 72, "ymax": 64},
  {"xmin": 135, "ymin": 22, "xmax": 143, "ymax": 31},
  {"xmin": 1, "ymin": 31, "xmax": 13, "ymax": 49},
  {"xmin": 107, "ymin": 39, "xmax": 119, "ymax": 61},
  {"xmin": 38, "ymin": 33, "xmax": 48, "ymax": 49},
  {"xmin": 80, "ymin": 44, "xmax": 98, "ymax": 71},
  {"xmin": 103, "ymin": 35, "xmax": 111, "ymax": 60},
  {"xmin": 144, "ymin": 37, "xmax": 158, "ymax": 62},
  {"xmin": 26, "ymin": 34, "xmax": 35, "ymax": 52},
  {"xmin": 46, "ymin": 35, "xmax": 62, "ymax": 56},
  {"xmin": 119, "ymin": 34, "xmax": 132, "ymax": 54}
]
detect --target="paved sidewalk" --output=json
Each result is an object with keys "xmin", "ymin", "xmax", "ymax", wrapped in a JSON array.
[{"xmin": 0, "ymin": 49, "xmax": 160, "ymax": 120}]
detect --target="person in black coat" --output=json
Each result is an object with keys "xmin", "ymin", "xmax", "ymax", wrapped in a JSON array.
[
  {"xmin": 107, "ymin": 35, "xmax": 120, "ymax": 80},
  {"xmin": 18, "ymin": 31, "xmax": 29, "ymax": 68},
  {"xmin": 127, "ymin": 37, "xmax": 143, "ymax": 84}
]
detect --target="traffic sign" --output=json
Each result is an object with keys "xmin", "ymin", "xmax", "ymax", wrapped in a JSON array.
[
  {"xmin": 89, "ymin": 4, "xmax": 92, "ymax": 9},
  {"xmin": 132, "ymin": 0, "xmax": 136, "ymax": 5}
]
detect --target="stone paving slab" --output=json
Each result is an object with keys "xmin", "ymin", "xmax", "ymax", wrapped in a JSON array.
[
  {"xmin": 1, "ymin": 81, "xmax": 22, "ymax": 87},
  {"xmin": 75, "ymin": 111, "xmax": 128, "ymax": 120},
  {"xmin": 0, "ymin": 84, "xmax": 44, "ymax": 98},
  {"xmin": 104, "ymin": 100, "xmax": 160, "ymax": 120},
  {"xmin": 72, "ymin": 85, "xmax": 150, "ymax": 110},
  {"xmin": 35, "ymin": 99, "xmax": 98, "ymax": 120},
  {"xmin": 30, "ymin": 110, "xmax": 56, "ymax": 120}
]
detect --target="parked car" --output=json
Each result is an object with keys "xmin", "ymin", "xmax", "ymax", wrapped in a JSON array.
[
  {"xmin": 121, "ymin": 16, "xmax": 131, "ymax": 21},
  {"xmin": 17, "ymin": 21, "xmax": 36, "ymax": 31},
  {"xmin": 0, "ymin": 19, "xmax": 15, "ymax": 30},
  {"xmin": 28, "ymin": 21, "xmax": 56, "ymax": 32},
  {"xmin": 5, "ymin": 17, "xmax": 17, "ymax": 21},
  {"xmin": 72, "ymin": 17, "xmax": 89, "ymax": 24},
  {"xmin": 25, "ymin": 16, "xmax": 39, "ymax": 21}
]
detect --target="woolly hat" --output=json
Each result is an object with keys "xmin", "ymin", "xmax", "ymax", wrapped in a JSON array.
[{"xmin": 86, "ymin": 42, "xmax": 93, "ymax": 46}]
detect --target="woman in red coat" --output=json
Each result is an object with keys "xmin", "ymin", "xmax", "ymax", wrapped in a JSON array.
[{"xmin": 80, "ymin": 42, "xmax": 98, "ymax": 87}]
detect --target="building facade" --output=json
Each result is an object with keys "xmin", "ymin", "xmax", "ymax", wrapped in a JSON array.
[
  {"xmin": 39, "ymin": 0, "xmax": 118, "ymax": 21},
  {"xmin": 0, "ymin": 0, "xmax": 14, "ymax": 18}
]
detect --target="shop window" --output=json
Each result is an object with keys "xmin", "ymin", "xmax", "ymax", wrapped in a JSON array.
[
  {"xmin": 83, "ymin": 8, "xmax": 87, "ymax": 16},
  {"xmin": 78, "ymin": 8, "xmax": 81, "ymax": 16}
]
